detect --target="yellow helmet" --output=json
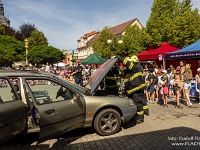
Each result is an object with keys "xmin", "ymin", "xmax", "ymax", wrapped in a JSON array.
[{"xmin": 129, "ymin": 55, "xmax": 139, "ymax": 63}]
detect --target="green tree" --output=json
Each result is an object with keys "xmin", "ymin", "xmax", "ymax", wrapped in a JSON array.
[
  {"xmin": 0, "ymin": 35, "xmax": 25, "ymax": 66},
  {"xmin": 0, "ymin": 24, "xmax": 5, "ymax": 35},
  {"xmin": 27, "ymin": 45, "xmax": 65, "ymax": 65},
  {"xmin": 3, "ymin": 25, "xmax": 16, "ymax": 37},
  {"xmin": 28, "ymin": 30, "xmax": 48, "ymax": 49},
  {"xmin": 145, "ymin": 0, "xmax": 200, "ymax": 48},
  {"xmin": 15, "ymin": 22, "xmax": 37, "ymax": 42},
  {"xmin": 119, "ymin": 25, "xmax": 146, "ymax": 56},
  {"xmin": 145, "ymin": 0, "xmax": 178, "ymax": 47},
  {"xmin": 92, "ymin": 26, "xmax": 114, "ymax": 59},
  {"xmin": 172, "ymin": 0, "xmax": 200, "ymax": 47}
]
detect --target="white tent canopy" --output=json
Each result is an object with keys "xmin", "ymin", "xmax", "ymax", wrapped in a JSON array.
[{"xmin": 53, "ymin": 62, "xmax": 66, "ymax": 67}]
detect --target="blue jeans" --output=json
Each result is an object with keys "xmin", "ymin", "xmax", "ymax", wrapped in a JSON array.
[{"xmin": 75, "ymin": 78, "xmax": 83, "ymax": 86}]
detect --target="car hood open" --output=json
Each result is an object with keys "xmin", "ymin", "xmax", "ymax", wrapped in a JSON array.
[{"xmin": 85, "ymin": 58, "xmax": 118, "ymax": 95}]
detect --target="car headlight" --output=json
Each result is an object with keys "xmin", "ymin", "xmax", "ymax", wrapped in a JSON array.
[{"xmin": 128, "ymin": 98, "xmax": 134, "ymax": 106}]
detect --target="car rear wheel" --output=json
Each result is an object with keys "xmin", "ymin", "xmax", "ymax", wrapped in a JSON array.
[{"xmin": 94, "ymin": 109, "xmax": 121, "ymax": 136}]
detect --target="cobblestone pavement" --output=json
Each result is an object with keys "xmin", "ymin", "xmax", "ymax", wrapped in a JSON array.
[{"xmin": 1, "ymin": 98, "xmax": 200, "ymax": 150}]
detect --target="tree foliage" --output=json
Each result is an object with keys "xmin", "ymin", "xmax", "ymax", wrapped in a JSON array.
[
  {"xmin": 0, "ymin": 24, "xmax": 5, "ymax": 35},
  {"xmin": 3, "ymin": 25, "xmax": 16, "ymax": 37},
  {"xmin": 120, "ymin": 25, "xmax": 146, "ymax": 56},
  {"xmin": 172, "ymin": 0, "xmax": 200, "ymax": 47},
  {"xmin": 15, "ymin": 22, "xmax": 37, "ymax": 42},
  {"xmin": 92, "ymin": 27, "xmax": 114, "ymax": 59},
  {"xmin": 145, "ymin": 0, "xmax": 178, "ymax": 46},
  {"xmin": 0, "ymin": 35, "xmax": 25, "ymax": 66},
  {"xmin": 27, "ymin": 45, "xmax": 65, "ymax": 66},
  {"xmin": 28, "ymin": 30, "xmax": 48, "ymax": 49},
  {"xmin": 145, "ymin": 0, "xmax": 200, "ymax": 48}
]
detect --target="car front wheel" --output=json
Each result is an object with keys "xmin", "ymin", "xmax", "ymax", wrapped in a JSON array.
[{"xmin": 94, "ymin": 109, "xmax": 121, "ymax": 136}]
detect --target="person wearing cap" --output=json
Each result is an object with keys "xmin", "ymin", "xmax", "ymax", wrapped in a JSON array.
[
  {"xmin": 160, "ymin": 70, "xmax": 169, "ymax": 108},
  {"xmin": 195, "ymin": 68, "xmax": 200, "ymax": 105},
  {"xmin": 173, "ymin": 67, "xmax": 183, "ymax": 109}
]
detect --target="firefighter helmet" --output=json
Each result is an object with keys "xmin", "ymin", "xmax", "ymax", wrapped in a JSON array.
[{"xmin": 129, "ymin": 55, "xmax": 139, "ymax": 63}]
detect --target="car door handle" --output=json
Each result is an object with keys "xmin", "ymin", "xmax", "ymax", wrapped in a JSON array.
[{"xmin": 44, "ymin": 109, "xmax": 55, "ymax": 115}]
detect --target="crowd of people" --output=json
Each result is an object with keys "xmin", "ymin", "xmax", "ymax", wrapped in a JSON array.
[
  {"xmin": 1, "ymin": 59, "xmax": 200, "ymax": 111},
  {"xmin": 2, "ymin": 57, "xmax": 200, "ymax": 125},
  {"xmin": 143, "ymin": 60, "xmax": 200, "ymax": 110}
]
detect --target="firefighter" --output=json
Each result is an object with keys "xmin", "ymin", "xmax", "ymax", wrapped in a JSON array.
[
  {"xmin": 101, "ymin": 62, "xmax": 123, "ymax": 95},
  {"xmin": 119, "ymin": 55, "xmax": 149, "ymax": 124}
]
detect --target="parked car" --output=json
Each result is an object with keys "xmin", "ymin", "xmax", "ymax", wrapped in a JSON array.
[{"xmin": 0, "ymin": 58, "xmax": 137, "ymax": 144}]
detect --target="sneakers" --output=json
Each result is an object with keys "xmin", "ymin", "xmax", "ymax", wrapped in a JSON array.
[
  {"xmin": 187, "ymin": 101, "xmax": 192, "ymax": 107},
  {"xmin": 198, "ymin": 102, "xmax": 200, "ymax": 105},
  {"xmin": 175, "ymin": 105, "xmax": 183, "ymax": 110},
  {"xmin": 148, "ymin": 101, "xmax": 155, "ymax": 104},
  {"xmin": 168, "ymin": 96, "xmax": 172, "ymax": 100}
]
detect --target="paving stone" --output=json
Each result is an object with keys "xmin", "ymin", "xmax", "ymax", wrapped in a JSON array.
[{"xmin": 0, "ymin": 102, "xmax": 200, "ymax": 150}]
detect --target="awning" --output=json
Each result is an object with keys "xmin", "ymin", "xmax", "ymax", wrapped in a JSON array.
[
  {"xmin": 80, "ymin": 54, "xmax": 106, "ymax": 64},
  {"xmin": 165, "ymin": 39, "xmax": 200, "ymax": 60},
  {"xmin": 137, "ymin": 42, "xmax": 180, "ymax": 61}
]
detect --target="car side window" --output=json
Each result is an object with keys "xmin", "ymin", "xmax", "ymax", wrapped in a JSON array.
[
  {"xmin": 0, "ymin": 78, "xmax": 18, "ymax": 103},
  {"xmin": 25, "ymin": 79, "xmax": 74, "ymax": 105}
]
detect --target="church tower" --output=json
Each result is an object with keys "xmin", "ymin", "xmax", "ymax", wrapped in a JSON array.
[{"xmin": 0, "ymin": 0, "xmax": 10, "ymax": 26}]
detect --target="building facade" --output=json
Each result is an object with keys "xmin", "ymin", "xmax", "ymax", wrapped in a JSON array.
[
  {"xmin": 77, "ymin": 18, "xmax": 142, "ymax": 59},
  {"xmin": 62, "ymin": 50, "xmax": 78, "ymax": 66},
  {"xmin": 0, "ymin": 0, "xmax": 10, "ymax": 26},
  {"xmin": 77, "ymin": 31, "xmax": 98, "ymax": 60}
]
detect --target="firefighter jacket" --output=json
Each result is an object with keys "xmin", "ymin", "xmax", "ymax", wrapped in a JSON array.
[
  {"xmin": 119, "ymin": 57, "xmax": 145, "ymax": 95},
  {"xmin": 103, "ymin": 68, "xmax": 123, "ymax": 89}
]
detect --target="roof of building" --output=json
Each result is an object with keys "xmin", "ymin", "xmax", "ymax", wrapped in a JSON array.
[
  {"xmin": 87, "ymin": 18, "xmax": 138, "ymax": 44},
  {"xmin": 77, "ymin": 31, "xmax": 98, "ymax": 41},
  {"xmin": 0, "ymin": 14, "xmax": 8, "ymax": 24}
]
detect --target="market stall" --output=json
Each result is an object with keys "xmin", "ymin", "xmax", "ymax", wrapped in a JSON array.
[{"xmin": 137, "ymin": 42, "xmax": 180, "ymax": 68}]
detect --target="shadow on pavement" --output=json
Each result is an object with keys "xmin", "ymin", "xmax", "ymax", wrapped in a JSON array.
[{"xmin": 1, "ymin": 124, "xmax": 200, "ymax": 150}]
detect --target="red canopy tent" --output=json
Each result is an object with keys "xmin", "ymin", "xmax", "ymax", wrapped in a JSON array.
[{"xmin": 137, "ymin": 42, "xmax": 180, "ymax": 61}]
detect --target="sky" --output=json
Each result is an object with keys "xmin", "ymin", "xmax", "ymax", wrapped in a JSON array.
[{"xmin": 2, "ymin": 0, "xmax": 200, "ymax": 50}]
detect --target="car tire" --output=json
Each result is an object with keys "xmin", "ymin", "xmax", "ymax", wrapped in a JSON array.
[{"xmin": 94, "ymin": 108, "xmax": 121, "ymax": 136}]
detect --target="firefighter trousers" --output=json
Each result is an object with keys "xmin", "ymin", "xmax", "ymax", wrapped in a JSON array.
[{"xmin": 128, "ymin": 89, "xmax": 149, "ymax": 122}]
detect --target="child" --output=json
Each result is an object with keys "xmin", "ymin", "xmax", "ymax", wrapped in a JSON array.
[
  {"xmin": 195, "ymin": 68, "xmax": 200, "ymax": 104},
  {"xmin": 160, "ymin": 70, "xmax": 169, "ymax": 108},
  {"xmin": 119, "ymin": 78, "xmax": 124, "ymax": 92}
]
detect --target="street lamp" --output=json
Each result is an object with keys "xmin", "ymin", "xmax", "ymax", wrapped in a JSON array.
[
  {"xmin": 70, "ymin": 49, "xmax": 78, "ymax": 66},
  {"xmin": 107, "ymin": 37, "xmax": 123, "ymax": 56},
  {"xmin": 24, "ymin": 38, "xmax": 29, "ymax": 66}
]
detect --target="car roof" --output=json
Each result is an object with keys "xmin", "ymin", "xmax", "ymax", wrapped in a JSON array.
[{"xmin": 0, "ymin": 70, "xmax": 53, "ymax": 78}]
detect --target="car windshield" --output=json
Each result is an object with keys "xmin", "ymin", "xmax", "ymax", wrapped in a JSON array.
[{"xmin": 53, "ymin": 75, "xmax": 91, "ymax": 95}]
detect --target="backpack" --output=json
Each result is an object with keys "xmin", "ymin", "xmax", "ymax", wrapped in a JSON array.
[
  {"xmin": 147, "ymin": 74, "xmax": 158, "ymax": 84},
  {"xmin": 154, "ymin": 76, "xmax": 158, "ymax": 84}
]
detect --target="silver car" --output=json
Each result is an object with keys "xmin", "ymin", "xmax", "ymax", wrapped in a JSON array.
[{"xmin": 0, "ymin": 58, "xmax": 137, "ymax": 144}]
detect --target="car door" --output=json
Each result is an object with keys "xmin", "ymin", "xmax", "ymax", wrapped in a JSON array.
[
  {"xmin": 0, "ymin": 77, "xmax": 27, "ymax": 144},
  {"xmin": 23, "ymin": 77, "xmax": 86, "ymax": 143}
]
